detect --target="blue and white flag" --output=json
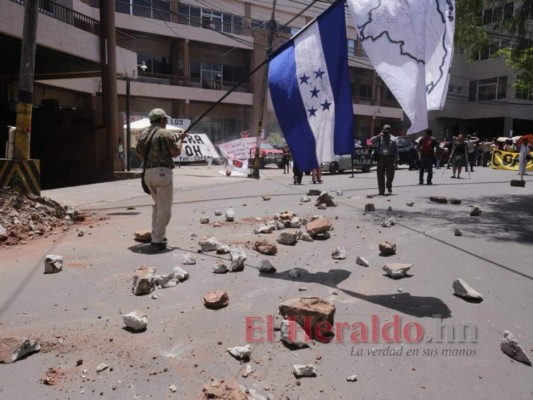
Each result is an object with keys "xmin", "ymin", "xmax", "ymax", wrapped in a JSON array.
[{"xmin": 268, "ymin": 0, "xmax": 353, "ymax": 172}]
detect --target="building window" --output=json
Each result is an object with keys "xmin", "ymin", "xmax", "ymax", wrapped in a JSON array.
[
  {"xmin": 481, "ymin": 2, "xmax": 514, "ymax": 26},
  {"xmin": 347, "ymin": 39, "xmax": 356, "ymax": 57},
  {"xmin": 448, "ymin": 85, "xmax": 455, "ymax": 93},
  {"xmin": 179, "ymin": 3, "xmax": 243, "ymax": 34},
  {"xmin": 468, "ymin": 76, "xmax": 507, "ymax": 101},
  {"xmin": 190, "ymin": 61, "xmax": 250, "ymax": 91},
  {"xmin": 138, "ymin": 54, "xmax": 170, "ymax": 76},
  {"xmin": 516, "ymin": 87, "xmax": 533, "ymax": 100},
  {"xmin": 473, "ymin": 38, "xmax": 512, "ymax": 61}
]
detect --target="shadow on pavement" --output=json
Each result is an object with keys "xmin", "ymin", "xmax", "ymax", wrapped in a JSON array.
[
  {"xmin": 400, "ymin": 194, "xmax": 533, "ymax": 245},
  {"xmin": 259, "ymin": 268, "xmax": 451, "ymax": 319}
]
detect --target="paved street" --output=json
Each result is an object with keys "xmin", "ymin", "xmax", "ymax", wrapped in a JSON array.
[{"xmin": 1, "ymin": 164, "xmax": 532, "ymax": 399}]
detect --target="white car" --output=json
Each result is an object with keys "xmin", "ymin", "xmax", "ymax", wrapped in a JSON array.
[{"xmin": 321, "ymin": 154, "xmax": 371, "ymax": 174}]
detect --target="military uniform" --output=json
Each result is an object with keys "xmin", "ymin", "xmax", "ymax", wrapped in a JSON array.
[{"xmin": 135, "ymin": 109, "xmax": 180, "ymax": 249}]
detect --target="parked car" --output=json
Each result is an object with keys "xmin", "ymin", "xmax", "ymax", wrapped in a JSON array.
[
  {"xmin": 320, "ymin": 142, "xmax": 373, "ymax": 174},
  {"xmin": 249, "ymin": 142, "xmax": 284, "ymax": 168}
]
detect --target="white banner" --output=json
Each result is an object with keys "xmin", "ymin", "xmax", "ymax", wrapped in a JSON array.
[
  {"xmin": 217, "ymin": 137, "xmax": 257, "ymax": 160},
  {"xmin": 173, "ymin": 133, "xmax": 219, "ymax": 163}
]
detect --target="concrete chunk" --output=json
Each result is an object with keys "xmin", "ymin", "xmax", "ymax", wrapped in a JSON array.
[
  {"xmin": 501, "ymin": 331, "xmax": 532, "ymax": 366},
  {"xmin": 306, "ymin": 216, "xmax": 332, "ymax": 236},
  {"xmin": 0, "ymin": 337, "xmax": 40, "ymax": 364},
  {"xmin": 293, "ymin": 364, "xmax": 317, "ymax": 378},
  {"xmin": 44, "ymin": 254, "xmax": 63, "ymax": 274},
  {"xmin": 332, "ymin": 246, "xmax": 347, "ymax": 260},
  {"xmin": 227, "ymin": 345, "xmax": 251, "ymax": 360},
  {"xmin": 379, "ymin": 241, "xmax": 397, "ymax": 256},
  {"xmin": 134, "ymin": 229, "xmax": 151, "ymax": 242},
  {"xmin": 383, "ymin": 263, "xmax": 412, "ymax": 279},
  {"xmin": 453, "ymin": 278, "xmax": 483, "ymax": 301},
  {"xmin": 277, "ymin": 231, "xmax": 298, "ymax": 246},
  {"xmin": 199, "ymin": 236, "xmax": 221, "ymax": 252},
  {"xmin": 356, "ymin": 256, "xmax": 370, "ymax": 267},
  {"xmin": 204, "ymin": 291, "xmax": 229, "ymax": 309},
  {"xmin": 253, "ymin": 240, "xmax": 278, "ymax": 255},
  {"xmin": 279, "ymin": 297, "xmax": 335, "ymax": 341},
  {"xmin": 123, "ymin": 310, "xmax": 148, "ymax": 331},
  {"xmin": 132, "ymin": 266, "xmax": 156, "ymax": 295}
]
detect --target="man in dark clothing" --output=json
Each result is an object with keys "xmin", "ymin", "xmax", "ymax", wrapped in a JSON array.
[
  {"xmin": 371, "ymin": 124, "xmax": 398, "ymax": 195},
  {"xmin": 417, "ymin": 129, "xmax": 438, "ymax": 185}
]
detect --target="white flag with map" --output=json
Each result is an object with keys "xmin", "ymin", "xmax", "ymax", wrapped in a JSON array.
[{"xmin": 347, "ymin": 0, "xmax": 455, "ymax": 134}]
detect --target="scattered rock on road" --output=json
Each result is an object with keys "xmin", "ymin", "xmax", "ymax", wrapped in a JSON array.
[
  {"xmin": 453, "ymin": 278, "xmax": 483, "ymax": 302},
  {"xmin": 346, "ymin": 375, "xmax": 358, "ymax": 382},
  {"xmin": 199, "ymin": 236, "xmax": 221, "ymax": 252},
  {"xmin": 293, "ymin": 364, "xmax": 317, "ymax": 378},
  {"xmin": 406, "ymin": 201, "xmax": 414, "ymax": 207},
  {"xmin": 277, "ymin": 231, "xmax": 298, "ymax": 246},
  {"xmin": 454, "ymin": 228, "xmax": 463, "ymax": 236},
  {"xmin": 381, "ymin": 217, "xmax": 395, "ymax": 228},
  {"xmin": 132, "ymin": 266, "xmax": 156, "ymax": 295},
  {"xmin": 379, "ymin": 241, "xmax": 397, "ymax": 256},
  {"xmin": 430, "ymin": 196, "xmax": 448, "ymax": 204},
  {"xmin": 258, "ymin": 259, "xmax": 276, "ymax": 274},
  {"xmin": 204, "ymin": 291, "xmax": 229, "ymax": 309},
  {"xmin": 253, "ymin": 239, "xmax": 278, "ymax": 255},
  {"xmin": 225, "ymin": 207, "xmax": 235, "ymax": 222},
  {"xmin": 470, "ymin": 205, "xmax": 482, "ymax": 216},
  {"xmin": 383, "ymin": 263, "xmax": 412, "ymax": 279},
  {"xmin": 501, "ymin": 331, "xmax": 532, "ymax": 366},
  {"xmin": 123, "ymin": 310, "xmax": 148, "ymax": 331},
  {"xmin": 279, "ymin": 297, "xmax": 335, "ymax": 341},
  {"xmin": 229, "ymin": 248, "xmax": 247, "ymax": 272},
  {"xmin": 280, "ymin": 319, "xmax": 309, "ymax": 348},
  {"xmin": 315, "ymin": 192, "xmax": 337, "ymax": 207},
  {"xmin": 182, "ymin": 253, "xmax": 197, "ymax": 265},
  {"xmin": 213, "ymin": 260, "xmax": 229, "ymax": 274},
  {"xmin": 0, "ymin": 336, "xmax": 40, "ymax": 364},
  {"xmin": 306, "ymin": 216, "xmax": 332, "ymax": 236},
  {"xmin": 44, "ymin": 254, "xmax": 63, "ymax": 274},
  {"xmin": 134, "ymin": 229, "xmax": 151, "ymax": 242},
  {"xmin": 332, "ymin": 246, "xmax": 347, "ymax": 259},
  {"xmin": 364, "ymin": 203, "xmax": 375, "ymax": 212},
  {"xmin": 200, "ymin": 218, "xmax": 210, "ymax": 224},
  {"xmin": 356, "ymin": 256, "xmax": 370, "ymax": 267},
  {"xmin": 449, "ymin": 198, "xmax": 462, "ymax": 205},
  {"xmin": 227, "ymin": 345, "xmax": 251, "ymax": 360}
]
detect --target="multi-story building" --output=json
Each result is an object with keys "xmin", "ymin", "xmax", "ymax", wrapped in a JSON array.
[{"xmin": 429, "ymin": 1, "xmax": 533, "ymax": 139}]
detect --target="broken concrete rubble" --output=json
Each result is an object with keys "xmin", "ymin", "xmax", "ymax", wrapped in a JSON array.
[
  {"xmin": 227, "ymin": 345, "xmax": 251, "ymax": 360},
  {"xmin": 293, "ymin": 364, "xmax": 317, "ymax": 378},
  {"xmin": 254, "ymin": 224, "xmax": 276, "ymax": 234},
  {"xmin": 315, "ymin": 192, "xmax": 337, "ymax": 207},
  {"xmin": 199, "ymin": 236, "xmax": 221, "ymax": 252},
  {"xmin": 182, "ymin": 253, "xmax": 197, "ymax": 265},
  {"xmin": 381, "ymin": 217, "xmax": 395, "ymax": 228},
  {"xmin": 453, "ymin": 278, "xmax": 483, "ymax": 302},
  {"xmin": 134, "ymin": 229, "xmax": 151, "ymax": 242},
  {"xmin": 277, "ymin": 231, "xmax": 298, "ymax": 245},
  {"xmin": 226, "ymin": 207, "xmax": 235, "ymax": 222},
  {"xmin": 383, "ymin": 263, "xmax": 412, "ymax": 278},
  {"xmin": 44, "ymin": 254, "xmax": 63, "ymax": 274},
  {"xmin": 280, "ymin": 319, "xmax": 309, "ymax": 348},
  {"xmin": 356, "ymin": 256, "xmax": 370, "ymax": 267},
  {"xmin": 0, "ymin": 336, "xmax": 40, "ymax": 364},
  {"xmin": 430, "ymin": 196, "xmax": 448, "ymax": 204},
  {"xmin": 279, "ymin": 297, "xmax": 335, "ymax": 341},
  {"xmin": 332, "ymin": 246, "xmax": 347, "ymax": 259},
  {"xmin": 501, "ymin": 331, "xmax": 532, "ymax": 366},
  {"xmin": 229, "ymin": 248, "xmax": 247, "ymax": 272},
  {"xmin": 258, "ymin": 259, "xmax": 276, "ymax": 274},
  {"xmin": 470, "ymin": 205, "xmax": 482, "ymax": 216},
  {"xmin": 364, "ymin": 203, "xmax": 375, "ymax": 212},
  {"xmin": 204, "ymin": 291, "xmax": 229, "ymax": 309},
  {"xmin": 200, "ymin": 217, "xmax": 210, "ymax": 224},
  {"xmin": 379, "ymin": 241, "xmax": 397, "ymax": 256},
  {"xmin": 213, "ymin": 260, "xmax": 229, "ymax": 274},
  {"xmin": 200, "ymin": 378, "xmax": 266, "ymax": 400},
  {"xmin": 123, "ymin": 310, "xmax": 148, "ymax": 332},
  {"xmin": 253, "ymin": 239, "xmax": 277, "ymax": 255},
  {"xmin": 305, "ymin": 216, "xmax": 332, "ymax": 236},
  {"xmin": 132, "ymin": 266, "xmax": 156, "ymax": 295}
]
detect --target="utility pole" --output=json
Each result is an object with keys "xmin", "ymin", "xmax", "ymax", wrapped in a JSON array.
[
  {"xmin": 99, "ymin": 0, "xmax": 119, "ymax": 176},
  {"xmin": 251, "ymin": 0, "xmax": 277, "ymax": 179},
  {"xmin": 0, "ymin": 0, "xmax": 41, "ymax": 195}
]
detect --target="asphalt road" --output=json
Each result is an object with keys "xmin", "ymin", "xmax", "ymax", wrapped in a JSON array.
[{"xmin": 0, "ymin": 164, "xmax": 532, "ymax": 399}]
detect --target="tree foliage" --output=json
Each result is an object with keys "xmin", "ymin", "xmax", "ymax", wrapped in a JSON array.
[{"xmin": 455, "ymin": 0, "xmax": 533, "ymax": 90}]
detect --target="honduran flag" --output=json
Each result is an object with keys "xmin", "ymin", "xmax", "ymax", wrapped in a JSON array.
[{"xmin": 268, "ymin": 0, "xmax": 353, "ymax": 172}]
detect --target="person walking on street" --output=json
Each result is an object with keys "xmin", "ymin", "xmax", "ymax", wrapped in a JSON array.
[
  {"xmin": 466, "ymin": 134, "xmax": 479, "ymax": 172},
  {"xmin": 311, "ymin": 168, "xmax": 323, "ymax": 184},
  {"xmin": 518, "ymin": 138, "xmax": 531, "ymax": 177},
  {"xmin": 417, "ymin": 129, "xmax": 438, "ymax": 185},
  {"xmin": 282, "ymin": 145, "xmax": 291, "ymax": 174},
  {"xmin": 293, "ymin": 160, "xmax": 303, "ymax": 184},
  {"xmin": 135, "ymin": 108, "xmax": 185, "ymax": 250},
  {"xmin": 450, "ymin": 134, "xmax": 468, "ymax": 179},
  {"xmin": 371, "ymin": 124, "xmax": 398, "ymax": 195}
]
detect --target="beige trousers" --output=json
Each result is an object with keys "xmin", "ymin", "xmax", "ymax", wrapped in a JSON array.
[{"xmin": 144, "ymin": 167, "xmax": 173, "ymax": 243}]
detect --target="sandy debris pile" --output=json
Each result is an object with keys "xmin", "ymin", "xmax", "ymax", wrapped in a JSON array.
[{"xmin": 0, "ymin": 187, "xmax": 86, "ymax": 246}]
